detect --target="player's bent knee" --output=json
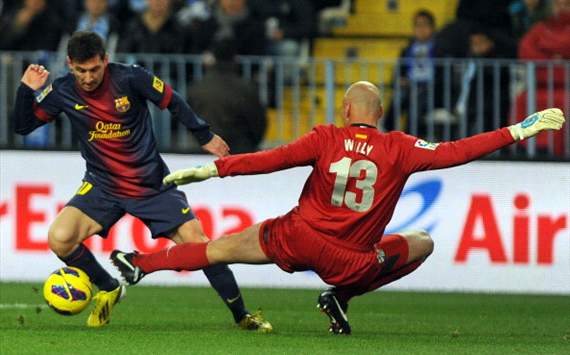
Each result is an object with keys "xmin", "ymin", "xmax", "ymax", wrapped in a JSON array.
[
  {"xmin": 47, "ymin": 226, "xmax": 79, "ymax": 256},
  {"xmin": 422, "ymin": 233, "xmax": 434, "ymax": 257},
  {"xmin": 413, "ymin": 230, "xmax": 434, "ymax": 256},
  {"xmin": 403, "ymin": 229, "xmax": 434, "ymax": 262}
]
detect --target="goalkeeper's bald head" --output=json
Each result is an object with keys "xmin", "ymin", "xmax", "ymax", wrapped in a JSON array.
[{"xmin": 342, "ymin": 81, "xmax": 384, "ymax": 127}]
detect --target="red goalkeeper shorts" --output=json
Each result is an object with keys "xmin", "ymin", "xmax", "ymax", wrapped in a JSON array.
[{"xmin": 258, "ymin": 211, "xmax": 409, "ymax": 287}]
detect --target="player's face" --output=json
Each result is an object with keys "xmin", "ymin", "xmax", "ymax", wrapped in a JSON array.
[{"xmin": 68, "ymin": 55, "xmax": 108, "ymax": 92}]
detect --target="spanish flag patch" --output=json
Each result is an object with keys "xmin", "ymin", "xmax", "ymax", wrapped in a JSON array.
[{"xmin": 355, "ymin": 133, "xmax": 368, "ymax": 140}]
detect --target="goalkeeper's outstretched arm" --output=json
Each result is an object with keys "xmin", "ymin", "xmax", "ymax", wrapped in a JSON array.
[
  {"xmin": 163, "ymin": 128, "xmax": 321, "ymax": 186},
  {"xmin": 164, "ymin": 108, "xmax": 566, "ymax": 186},
  {"xmin": 400, "ymin": 108, "xmax": 565, "ymax": 174}
]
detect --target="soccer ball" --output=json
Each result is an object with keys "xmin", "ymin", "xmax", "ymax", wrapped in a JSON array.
[{"xmin": 43, "ymin": 267, "xmax": 93, "ymax": 315}]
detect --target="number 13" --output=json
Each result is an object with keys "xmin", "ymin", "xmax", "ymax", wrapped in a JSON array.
[{"xmin": 329, "ymin": 157, "xmax": 378, "ymax": 212}]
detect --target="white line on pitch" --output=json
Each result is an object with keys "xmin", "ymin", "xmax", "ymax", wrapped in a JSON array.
[{"xmin": 0, "ymin": 303, "xmax": 47, "ymax": 309}]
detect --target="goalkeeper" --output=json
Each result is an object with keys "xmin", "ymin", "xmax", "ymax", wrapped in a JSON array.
[{"xmin": 111, "ymin": 81, "xmax": 565, "ymax": 335}]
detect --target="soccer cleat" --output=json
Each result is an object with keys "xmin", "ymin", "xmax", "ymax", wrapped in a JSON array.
[
  {"xmin": 110, "ymin": 250, "xmax": 146, "ymax": 285},
  {"xmin": 86, "ymin": 284, "xmax": 126, "ymax": 327},
  {"xmin": 238, "ymin": 310, "xmax": 273, "ymax": 333},
  {"xmin": 317, "ymin": 290, "xmax": 351, "ymax": 335}
]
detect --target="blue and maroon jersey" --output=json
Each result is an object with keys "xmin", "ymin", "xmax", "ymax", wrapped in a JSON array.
[{"xmin": 15, "ymin": 63, "xmax": 213, "ymax": 198}]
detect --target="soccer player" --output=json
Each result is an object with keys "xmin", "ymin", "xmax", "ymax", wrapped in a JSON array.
[
  {"xmin": 110, "ymin": 81, "xmax": 565, "ymax": 334},
  {"xmin": 13, "ymin": 31, "xmax": 271, "ymax": 331}
]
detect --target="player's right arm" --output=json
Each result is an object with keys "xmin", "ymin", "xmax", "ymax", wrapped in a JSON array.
[
  {"xmin": 163, "ymin": 126, "xmax": 323, "ymax": 186},
  {"xmin": 14, "ymin": 64, "xmax": 60, "ymax": 135},
  {"xmin": 398, "ymin": 108, "xmax": 565, "ymax": 174}
]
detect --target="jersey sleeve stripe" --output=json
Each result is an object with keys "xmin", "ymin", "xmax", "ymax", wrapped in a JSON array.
[{"xmin": 159, "ymin": 84, "xmax": 173, "ymax": 109}]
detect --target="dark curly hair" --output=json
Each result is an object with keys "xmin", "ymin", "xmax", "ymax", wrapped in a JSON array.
[{"xmin": 67, "ymin": 31, "xmax": 106, "ymax": 62}]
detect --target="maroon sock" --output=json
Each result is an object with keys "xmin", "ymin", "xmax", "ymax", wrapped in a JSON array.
[
  {"xmin": 335, "ymin": 260, "xmax": 424, "ymax": 304},
  {"xmin": 132, "ymin": 242, "xmax": 210, "ymax": 274}
]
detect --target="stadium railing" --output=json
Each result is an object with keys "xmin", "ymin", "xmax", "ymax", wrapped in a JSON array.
[{"xmin": 0, "ymin": 51, "xmax": 568, "ymax": 159}]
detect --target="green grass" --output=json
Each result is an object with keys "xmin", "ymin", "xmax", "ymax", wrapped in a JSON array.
[{"xmin": 0, "ymin": 282, "xmax": 568, "ymax": 354}]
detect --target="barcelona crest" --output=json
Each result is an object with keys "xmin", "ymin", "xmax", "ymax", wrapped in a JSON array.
[{"xmin": 114, "ymin": 96, "xmax": 131, "ymax": 113}]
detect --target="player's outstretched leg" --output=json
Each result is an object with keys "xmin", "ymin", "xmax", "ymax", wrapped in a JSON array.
[
  {"xmin": 111, "ymin": 246, "xmax": 273, "ymax": 332},
  {"xmin": 111, "ymin": 222, "xmax": 273, "ymax": 332},
  {"xmin": 317, "ymin": 289, "xmax": 351, "ymax": 335}
]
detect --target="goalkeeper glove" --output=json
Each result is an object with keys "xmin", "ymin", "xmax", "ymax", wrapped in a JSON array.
[
  {"xmin": 163, "ymin": 163, "xmax": 218, "ymax": 186},
  {"xmin": 508, "ymin": 108, "xmax": 565, "ymax": 141}
]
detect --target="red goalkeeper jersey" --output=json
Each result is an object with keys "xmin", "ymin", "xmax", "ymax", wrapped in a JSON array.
[{"xmin": 215, "ymin": 124, "xmax": 514, "ymax": 250}]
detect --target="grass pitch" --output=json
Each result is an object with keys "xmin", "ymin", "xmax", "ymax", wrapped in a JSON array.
[{"xmin": 0, "ymin": 282, "xmax": 568, "ymax": 354}]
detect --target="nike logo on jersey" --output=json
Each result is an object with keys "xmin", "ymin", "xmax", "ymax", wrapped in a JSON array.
[
  {"xmin": 74, "ymin": 104, "xmax": 89, "ymax": 110},
  {"xmin": 181, "ymin": 207, "xmax": 191, "ymax": 214}
]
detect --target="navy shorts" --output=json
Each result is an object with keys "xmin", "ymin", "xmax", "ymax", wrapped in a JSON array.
[{"xmin": 66, "ymin": 180, "xmax": 195, "ymax": 239}]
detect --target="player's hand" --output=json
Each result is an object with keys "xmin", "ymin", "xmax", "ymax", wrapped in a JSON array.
[
  {"xmin": 508, "ymin": 108, "xmax": 565, "ymax": 141},
  {"xmin": 202, "ymin": 134, "xmax": 230, "ymax": 158},
  {"xmin": 21, "ymin": 64, "xmax": 50, "ymax": 91},
  {"xmin": 163, "ymin": 163, "xmax": 219, "ymax": 186}
]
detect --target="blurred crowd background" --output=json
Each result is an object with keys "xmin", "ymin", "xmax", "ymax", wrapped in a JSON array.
[{"xmin": 0, "ymin": 0, "xmax": 569, "ymax": 158}]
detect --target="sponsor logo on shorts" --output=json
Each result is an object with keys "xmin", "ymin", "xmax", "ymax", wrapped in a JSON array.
[{"xmin": 181, "ymin": 207, "xmax": 190, "ymax": 214}]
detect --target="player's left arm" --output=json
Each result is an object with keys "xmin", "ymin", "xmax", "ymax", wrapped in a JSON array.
[
  {"xmin": 129, "ymin": 65, "xmax": 216, "ymax": 148},
  {"xmin": 399, "ymin": 108, "xmax": 565, "ymax": 173},
  {"xmin": 163, "ymin": 127, "xmax": 322, "ymax": 186}
]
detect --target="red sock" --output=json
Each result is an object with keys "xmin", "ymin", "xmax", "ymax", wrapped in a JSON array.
[{"xmin": 132, "ymin": 242, "xmax": 210, "ymax": 274}]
